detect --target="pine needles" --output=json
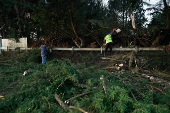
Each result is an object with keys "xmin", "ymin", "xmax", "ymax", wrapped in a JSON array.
[{"xmin": 0, "ymin": 51, "xmax": 170, "ymax": 113}]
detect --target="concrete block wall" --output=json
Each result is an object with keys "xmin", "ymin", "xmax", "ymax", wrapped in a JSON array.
[{"xmin": 2, "ymin": 38, "xmax": 27, "ymax": 48}]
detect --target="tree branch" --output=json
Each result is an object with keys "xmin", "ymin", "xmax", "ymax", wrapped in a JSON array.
[
  {"xmin": 54, "ymin": 93, "xmax": 70, "ymax": 111},
  {"xmin": 67, "ymin": 2, "xmax": 83, "ymax": 48},
  {"xmin": 0, "ymin": 24, "xmax": 5, "ymax": 30},
  {"xmin": 73, "ymin": 83, "xmax": 88, "ymax": 89},
  {"xmin": 148, "ymin": 85, "xmax": 167, "ymax": 95},
  {"xmin": 65, "ymin": 92, "xmax": 91, "ymax": 104},
  {"xmin": 69, "ymin": 106, "xmax": 88, "ymax": 113}
]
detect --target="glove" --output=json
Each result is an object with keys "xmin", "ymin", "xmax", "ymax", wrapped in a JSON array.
[{"xmin": 113, "ymin": 29, "xmax": 116, "ymax": 31}]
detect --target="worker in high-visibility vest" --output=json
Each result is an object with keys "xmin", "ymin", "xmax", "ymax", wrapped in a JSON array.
[{"xmin": 104, "ymin": 29, "xmax": 116, "ymax": 56}]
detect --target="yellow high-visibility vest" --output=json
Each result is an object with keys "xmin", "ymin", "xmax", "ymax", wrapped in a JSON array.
[{"xmin": 105, "ymin": 34, "xmax": 113, "ymax": 44}]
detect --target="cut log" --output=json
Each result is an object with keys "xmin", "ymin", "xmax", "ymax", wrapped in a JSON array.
[
  {"xmin": 101, "ymin": 57, "xmax": 113, "ymax": 60},
  {"xmin": 69, "ymin": 106, "xmax": 88, "ymax": 113},
  {"xmin": 54, "ymin": 93, "xmax": 70, "ymax": 111},
  {"xmin": 103, "ymin": 66, "xmax": 115, "ymax": 70},
  {"xmin": 100, "ymin": 75, "xmax": 106, "ymax": 94},
  {"xmin": 115, "ymin": 63, "xmax": 129, "ymax": 71}
]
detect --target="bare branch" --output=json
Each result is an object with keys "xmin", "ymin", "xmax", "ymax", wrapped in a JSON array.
[
  {"xmin": 148, "ymin": 85, "xmax": 167, "ymax": 95},
  {"xmin": 0, "ymin": 24, "xmax": 5, "ymax": 30},
  {"xmin": 69, "ymin": 106, "xmax": 88, "ymax": 113},
  {"xmin": 54, "ymin": 93, "xmax": 70, "ymax": 111},
  {"xmin": 65, "ymin": 92, "xmax": 91, "ymax": 104}
]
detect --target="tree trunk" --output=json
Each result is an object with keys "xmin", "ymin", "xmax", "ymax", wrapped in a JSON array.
[
  {"xmin": 163, "ymin": 0, "xmax": 170, "ymax": 29},
  {"xmin": 14, "ymin": 5, "xmax": 21, "ymax": 33},
  {"xmin": 67, "ymin": 2, "xmax": 83, "ymax": 48},
  {"xmin": 123, "ymin": 4, "xmax": 125, "ymax": 29}
]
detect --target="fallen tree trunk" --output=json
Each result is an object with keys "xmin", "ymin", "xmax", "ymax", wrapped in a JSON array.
[{"xmin": 54, "ymin": 93, "xmax": 70, "ymax": 111}]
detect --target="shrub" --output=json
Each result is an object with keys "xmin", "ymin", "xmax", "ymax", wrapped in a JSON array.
[{"xmin": 17, "ymin": 49, "xmax": 41, "ymax": 63}]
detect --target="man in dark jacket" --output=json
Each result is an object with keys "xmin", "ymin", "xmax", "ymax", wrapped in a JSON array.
[{"xmin": 41, "ymin": 43, "xmax": 48, "ymax": 64}]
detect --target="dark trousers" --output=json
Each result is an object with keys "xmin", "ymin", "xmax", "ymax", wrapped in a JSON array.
[{"xmin": 105, "ymin": 42, "xmax": 113, "ymax": 55}]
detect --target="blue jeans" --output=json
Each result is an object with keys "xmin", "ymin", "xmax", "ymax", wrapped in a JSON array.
[{"xmin": 42, "ymin": 56, "xmax": 47, "ymax": 64}]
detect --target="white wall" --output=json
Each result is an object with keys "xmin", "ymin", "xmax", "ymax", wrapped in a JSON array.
[{"xmin": 2, "ymin": 38, "xmax": 27, "ymax": 48}]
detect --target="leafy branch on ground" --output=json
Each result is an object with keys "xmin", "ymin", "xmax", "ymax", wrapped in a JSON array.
[{"xmin": 0, "ymin": 51, "xmax": 170, "ymax": 113}]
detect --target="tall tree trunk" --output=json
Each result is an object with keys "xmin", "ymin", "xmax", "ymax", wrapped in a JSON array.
[
  {"xmin": 122, "ymin": 0, "xmax": 126, "ymax": 29},
  {"xmin": 163, "ymin": 0, "xmax": 170, "ymax": 29},
  {"xmin": 67, "ymin": 2, "xmax": 83, "ymax": 48},
  {"xmin": 14, "ymin": 5, "xmax": 21, "ymax": 34},
  {"xmin": 123, "ymin": 6, "xmax": 125, "ymax": 28}
]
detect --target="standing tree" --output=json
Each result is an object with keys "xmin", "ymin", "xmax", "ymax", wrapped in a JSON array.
[{"xmin": 163, "ymin": 0, "xmax": 170, "ymax": 29}]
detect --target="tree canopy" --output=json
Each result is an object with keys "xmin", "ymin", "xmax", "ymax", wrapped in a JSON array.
[{"xmin": 0, "ymin": 0, "xmax": 169, "ymax": 47}]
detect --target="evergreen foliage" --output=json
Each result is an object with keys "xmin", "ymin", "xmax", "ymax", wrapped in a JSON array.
[
  {"xmin": 0, "ymin": 51, "xmax": 170, "ymax": 113},
  {"xmin": 17, "ymin": 49, "xmax": 42, "ymax": 63},
  {"xmin": 0, "ymin": 0, "xmax": 169, "ymax": 47}
]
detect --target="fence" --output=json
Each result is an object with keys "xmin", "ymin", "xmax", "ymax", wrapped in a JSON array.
[
  {"xmin": 0, "ymin": 46, "xmax": 164, "ymax": 54},
  {"xmin": 0, "ymin": 47, "xmax": 32, "ymax": 52}
]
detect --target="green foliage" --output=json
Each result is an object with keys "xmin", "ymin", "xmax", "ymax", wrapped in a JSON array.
[
  {"xmin": 17, "ymin": 49, "xmax": 42, "ymax": 63},
  {"xmin": 0, "ymin": 55, "xmax": 170, "ymax": 113},
  {"xmin": 148, "ymin": 3, "xmax": 170, "ymax": 29},
  {"xmin": 0, "ymin": 50, "xmax": 6, "ymax": 56},
  {"xmin": 137, "ymin": 52, "xmax": 170, "ymax": 71},
  {"xmin": 7, "ymin": 28, "xmax": 18, "ymax": 39},
  {"xmin": 1, "ymin": 0, "xmax": 150, "ymax": 47},
  {"xmin": 149, "ymin": 26, "xmax": 161, "ymax": 37}
]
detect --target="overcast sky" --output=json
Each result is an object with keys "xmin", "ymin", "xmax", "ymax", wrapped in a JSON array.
[
  {"xmin": 143, "ymin": 0, "xmax": 160, "ymax": 23},
  {"xmin": 102, "ymin": 0, "xmax": 160, "ymax": 24},
  {"xmin": 102, "ymin": 0, "xmax": 159, "ymax": 5}
]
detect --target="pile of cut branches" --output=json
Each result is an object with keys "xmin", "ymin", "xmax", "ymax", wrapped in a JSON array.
[{"xmin": 0, "ymin": 50, "xmax": 170, "ymax": 113}]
